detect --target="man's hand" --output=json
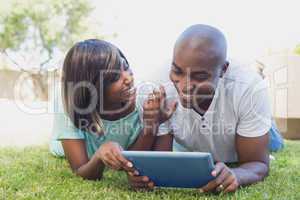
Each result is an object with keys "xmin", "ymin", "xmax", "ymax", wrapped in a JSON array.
[
  {"xmin": 199, "ymin": 162, "xmax": 240, "ymax": 193},
  {"xmin": 96, "ymin": 141, "xmax": 136, "ymax": 173},
  {"xmin": 127, "ymin": 173, "xmax": 155, "ymax": 191}
]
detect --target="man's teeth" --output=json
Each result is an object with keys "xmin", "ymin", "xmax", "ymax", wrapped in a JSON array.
[{"xmin": 182, "ymin": 94, "xmax": 191, "ymax": 98}]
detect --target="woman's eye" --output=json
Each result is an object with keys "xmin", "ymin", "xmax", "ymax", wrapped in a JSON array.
[
  {"xmin": 110, "ymin": 72, "xmax": 121, "ymax": 82},
  {"xmin": 124, "ymin": 64, "xmax": 129, "ymax": 71}
]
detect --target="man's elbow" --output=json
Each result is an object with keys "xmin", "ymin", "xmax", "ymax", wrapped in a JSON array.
[{"xmin": 257, "ymin": 162, "xmax": 269, "ymax": 181}]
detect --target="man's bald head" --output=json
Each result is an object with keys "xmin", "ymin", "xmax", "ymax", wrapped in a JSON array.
[
  {"xmin": 170, "ymin": 24, "xmax": 229, "ymax": 110},
  {"xmin": 174, "ymin": 24, "xmax": 227, "ymax": 66}
]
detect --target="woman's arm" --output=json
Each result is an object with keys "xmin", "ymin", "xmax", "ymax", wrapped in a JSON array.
[
  {"xmin": 152, "ymin": 134, "xmax": 173, "ymax": 151},
  {"xmin": 129, "ymin": 86, "xmax": 176, "ymax": 151},
  {"xmin": 62, "ymin": 139, "xmax": 105, "ymax": 180},
  {"xmin": 62, "ymin": 139, "xmax": 135, "ymax": 181}
]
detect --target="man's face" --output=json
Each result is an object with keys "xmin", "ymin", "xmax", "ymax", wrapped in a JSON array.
[{"xmin": 170, "ymin": 48, "xmax": 223, "ymax": 110}]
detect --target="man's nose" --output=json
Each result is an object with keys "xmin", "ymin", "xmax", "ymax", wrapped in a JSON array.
[{"xmin": 182, "ymin": 81, "xmax": 195, "ymax": 94}]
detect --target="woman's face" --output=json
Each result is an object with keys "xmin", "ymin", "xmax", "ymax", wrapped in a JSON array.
[{"xmin": 103, "ymin": 58, "xmax": 136, "ymax": 111}]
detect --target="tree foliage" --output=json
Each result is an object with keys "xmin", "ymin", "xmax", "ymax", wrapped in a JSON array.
[
  {"xmin": 0, "ymin": 0, "xmax": 99, "ymax": 100},
  {"xmin": 294, "ymin": 44, "xmax": 300, "ymax": 55},
  {"xmin": 0, "ymin": 0, "xmax": 95, "ymax": 69}
]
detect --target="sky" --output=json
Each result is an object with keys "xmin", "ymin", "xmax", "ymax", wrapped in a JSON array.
[
  {"xmin": 90, "ymin": 0, "xmax": 300, "ymax": 83},
  {"xmin": 1, "ymin": 0, "xmax": 299, "ymax": 83}
]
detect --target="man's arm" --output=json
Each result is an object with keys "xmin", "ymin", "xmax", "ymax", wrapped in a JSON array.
[
  {"xmin": 232, "ymin": 133, "xmax": 269, "ymax": 186},
  {"xmin": 200, "ymin": 133, "xmax": 269, "ymax": 193}
]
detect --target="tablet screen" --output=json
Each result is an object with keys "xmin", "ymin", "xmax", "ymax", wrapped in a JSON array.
[{"xmin": 122, "ymin": 151, "xmax": 215, "ymax": 188}]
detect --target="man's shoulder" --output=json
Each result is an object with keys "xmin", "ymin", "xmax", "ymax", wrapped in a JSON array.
[
  {"xmin": 224, "ymin": 60, "xmax": 263, "ymax": 86},
  {"xmin": 223, "ymin": 60, "xmax": 266, "ymax": 95},
  {"xmin": 221, "ymin": 60, "xmax": 269, "ymax": 110}
]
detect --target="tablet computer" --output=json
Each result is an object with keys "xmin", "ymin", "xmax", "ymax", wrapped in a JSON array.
[{"xmin": 122, "ymin": 151, "xmax": 215, "ymax": 188}]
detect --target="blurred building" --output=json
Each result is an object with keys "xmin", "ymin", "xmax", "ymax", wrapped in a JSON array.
[{"xmin": 257, "ymin": 49, "xmax": 300, "ymax": 139}]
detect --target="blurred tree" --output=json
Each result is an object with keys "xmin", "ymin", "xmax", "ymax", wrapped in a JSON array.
[
  {"xmin": 0, "ymin": 0, "xmax": 100, "ymax": 100},
  {"xmin": 294, "ymin": 44, "xmax": 300, "ymax": 55}
]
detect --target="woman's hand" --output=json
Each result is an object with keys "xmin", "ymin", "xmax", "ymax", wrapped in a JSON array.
[
  {"xmin": 158, "ymin": 85, "xmax": 178, "ymax": 124},
  {"xmin": 143, "ymin": 86, "xmax": 177, "ymax": 129},
  {"xmin": 199, "ymin": 162, "xmax": 240, "ymax": 193},
  {"xmin": 127, "ymin": 173, "xmax": 155, "ymax": 191},
  {"xmin": 142, "ymin": 89, "xmax": 162, "ymax": 136},
  {"xmin": 96, "ymin": 141, "xmax": 136, "ymax": 173}
]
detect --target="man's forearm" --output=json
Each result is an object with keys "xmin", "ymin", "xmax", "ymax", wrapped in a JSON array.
[{"xmin": 232, "ymin": 161, "xmax": 269, "ymax": 186}]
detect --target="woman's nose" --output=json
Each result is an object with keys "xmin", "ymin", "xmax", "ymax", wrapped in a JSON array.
[{"xmin": 124, "ymin": 72, "xmax": 134, "ymax": 86}]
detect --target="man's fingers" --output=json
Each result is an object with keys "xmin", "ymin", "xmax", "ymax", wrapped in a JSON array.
[
  {"xmin": 224, "ymin": 181, "xmax": 239, "ymax": 193},
  {"xmin": 214, "ymin": 167, "xmax": 228, "ymax": 186},
  {"xmin": 212, "ymin": 162, "xmax": 225, "ymax": 177},
  {"xmin": 222, "ymin": 174, "xmax": 235, "ymax": 190},
  {"xmin": 200, "ymin": 180, "xmax": 218, "ymax": 193}
]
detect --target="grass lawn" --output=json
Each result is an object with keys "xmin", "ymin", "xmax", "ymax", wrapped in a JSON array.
[{"xmin": 0, "ymin": 140, "xmax": 299, "ymax": 200}]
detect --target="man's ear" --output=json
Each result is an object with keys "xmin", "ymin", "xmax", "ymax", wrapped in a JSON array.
[{"xmin": 220, "ymin": 61, "xmax": 229, "ymax": 77}]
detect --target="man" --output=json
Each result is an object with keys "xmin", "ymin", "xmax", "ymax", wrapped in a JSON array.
[{"xmin": 128, "ymin": 24, "xmax": 283, "ymax": 193}]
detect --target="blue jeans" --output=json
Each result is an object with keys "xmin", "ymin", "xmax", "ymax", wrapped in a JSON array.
[
  {"xmin": 173, "ymin": 121, "xmax": 284, "ymax": 152},
  {"xmin": 268, "ymin": 120, "xmax": 284, "ymax": 152}
]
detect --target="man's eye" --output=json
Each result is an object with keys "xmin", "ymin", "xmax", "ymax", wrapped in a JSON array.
[
  {"xmin": 172, "ymin": 67, "xmax": 182, "ymax": 75},
  {"xmin": 193, "ymin": 74, "xmax": 209, "ymax": 80}
]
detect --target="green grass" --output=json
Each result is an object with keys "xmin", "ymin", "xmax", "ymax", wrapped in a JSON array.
[{"xmin": 0, "ymin": 141, "xmax": 299, "ymax": 200}]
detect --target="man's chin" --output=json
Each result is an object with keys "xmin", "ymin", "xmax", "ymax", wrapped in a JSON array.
[{"xmin": 180, "ymin": 99, "xmax": 193, "ymax": 109}]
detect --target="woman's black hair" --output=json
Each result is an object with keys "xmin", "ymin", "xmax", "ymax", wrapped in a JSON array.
[{"xmin": 62, "ymin": 39, "xmax": 128, "ymax": 134}]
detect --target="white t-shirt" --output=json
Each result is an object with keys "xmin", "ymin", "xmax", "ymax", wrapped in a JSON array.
[{"xmin": 160, "ymin": 61, "xmax": 272, "ymax": 163}]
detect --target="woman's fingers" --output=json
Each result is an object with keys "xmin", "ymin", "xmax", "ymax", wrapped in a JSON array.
[
  {"xmin": 128, "ymin": 175, "xmax": 154, "ymax": 190},
  {"xmin": 159, "ymin": 85, "xmax": 167, "ymax": 107},
  {"xmin": 104, "ymin": 152, "xmax": 122, "ymax": 170},
  {"xmin": 131, "ymin": 182, "xmax": 154, "ymax": 190},
  {"xmin": 165, "ymin": 101, "xmax": 178, "ymax": 120},
  {"xmin": 112, "ymin": 149, "xmax": 136, "ymax": 173},
  {"xmin": 153, "ymin": 89, "xmax": 161, "ymax": 104}
]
